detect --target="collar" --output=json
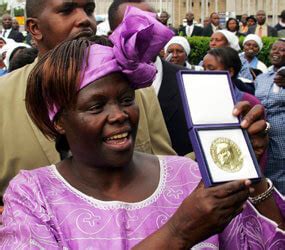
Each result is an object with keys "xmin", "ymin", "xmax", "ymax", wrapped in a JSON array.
[
  {"xmin": 153, "ymin": 56, "xmax": 163, "ymax": 95},
  {"xmin": 211, "ymin": 23, "xmax": 219, "ymax": 31},
  {"xmin": 279, "ymin": 20, "xmax": 285, "ymax": 27}
]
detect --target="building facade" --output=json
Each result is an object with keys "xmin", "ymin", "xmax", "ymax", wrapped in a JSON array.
[{"xmin": 95, "ymin": 0, "xmax": 285, "ymax": 28}]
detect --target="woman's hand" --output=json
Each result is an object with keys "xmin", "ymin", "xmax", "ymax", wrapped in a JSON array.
[
  {"xmin": 166, "ymin": 179, "xmax": 251, "ymax": 248},
  {"xmin": 233, "ymin": 102, "xmax": 268, "ymax": 161}
]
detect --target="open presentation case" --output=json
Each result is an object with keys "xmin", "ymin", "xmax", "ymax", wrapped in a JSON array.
[{"xmin": 177, "ymin": 71, "xmax": 261, "ymax": 187}]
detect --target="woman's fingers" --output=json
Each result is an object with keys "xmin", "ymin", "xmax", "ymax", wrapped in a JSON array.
[{"xmin": 211, "ymin": 179, "xmax": 250, "ymax": 198}]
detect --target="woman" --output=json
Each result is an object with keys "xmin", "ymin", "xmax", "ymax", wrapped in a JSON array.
[
  {"xmin": 0, "ymin": 6, "xmax": 284, "ymax": 249},
  {"xmin": 255, "ymin": 39, "xmax": 285, "ymax": 195},
  {"xmin": 203, "ymin": 47, "xmax": 256, "ymax": 96},
  {"xmin": 164, "ymin": 36, "xmax": 203, "ymax": 70},
  {"xmin": 209, "ymin": 30, "xmax": 241, "ymax": 51},
  {"xmin": 240, "ymin": 34, "xmax": 268, "ymax": 77},
  {"xmin": 225, "ymin": 18, "xmax": 242, "ymax": 36},
  {"xmin": 246, "ymin": 15, "xmax": 257, "ymax": 27},
  {"xmin": 208, "ymin": 30, "xmax": 254, "ymax": 86}
]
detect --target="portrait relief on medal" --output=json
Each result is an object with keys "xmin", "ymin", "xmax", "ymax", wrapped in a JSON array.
[{"xmin": 210, "ymin": 137, "xmax": 244, "ymax": 173}]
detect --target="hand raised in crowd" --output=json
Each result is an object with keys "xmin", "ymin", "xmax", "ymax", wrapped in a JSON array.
[
  {"xmin": 273, "ymin": 66, "xmax": 285, "ymax": 88},
  {"xmin": 233, "ymin": 102, "xmax": 268, "ymax": 161},
  {"xmin": 134, "ymin": 179, "xmax": 252, "ymax": 250}
]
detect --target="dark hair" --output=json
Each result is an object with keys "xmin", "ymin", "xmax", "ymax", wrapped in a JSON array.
[
  {"xmin": 246, "ymin": 15, "xmax": 257, "ymax": 24},
  {"xmin": 25, "ymin": 36, "xmax": 112, "ymax": 140},
  {"xmin": 26, "ymin": 0, "xmax": 46, "ymax": 18},
  {"xmin": 226, "ymin": 18, "xmax": 239, "ymax": 32},
  {"xmin": 281, "ymin": 10, "xmax": 285, "ymax": 19},
  {"xmin": 207, "ymin": 47, "xmax": 242, "ymax": 79},
  {"xmin": 8, "ymin": 47, "xmax": 38, "ymax": 72},
  {"xmin": 108, "ymin": 0, "xmax": 144, "ymax": 31}
]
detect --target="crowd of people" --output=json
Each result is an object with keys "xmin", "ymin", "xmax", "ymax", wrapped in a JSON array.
[{"xmin": 0, "ymin": 0, "xmax": 284, "ymax": 249}]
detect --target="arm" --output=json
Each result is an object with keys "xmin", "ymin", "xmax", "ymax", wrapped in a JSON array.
[
  {"xmin": 0, "ymin": 171, "xmax": 62, "ymax": 249},
  {"xmin": 134, "ymin": 180, "xmax": 251, "ymax": 249},
  {"xmin": 233, "ymin": 102, "xmax": 285, "ymax": 228}
]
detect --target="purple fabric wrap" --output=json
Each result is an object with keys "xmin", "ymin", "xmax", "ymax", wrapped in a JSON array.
[
  {"xmin": 0, "ymin": 156, "xmax": 284, "ymax": 248},
  {"xmin": 48, "ymin": 6, "xmax": 173, "ymax": 121},
  {"xmin": 109, "ymin": 6, "xmax": 174, "ymax": 89}
]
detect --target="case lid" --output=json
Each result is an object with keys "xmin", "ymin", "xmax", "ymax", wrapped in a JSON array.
[{"xmin": 178, "ymin": 71, "xmax": 239, "ymax": 127}]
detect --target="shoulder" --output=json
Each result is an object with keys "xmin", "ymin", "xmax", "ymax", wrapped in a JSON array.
[
  {"xmin": 0, "ymin": 60, "xmax": 37, "ymax": 92},
  {"xmin": 135, "ymin": 85, "xmax": 156, "ymax": 102},
  {"xmin": 160, "ymin": 155, "xmax": 201, "ymax": 186},
  {"xmin": 257, "ymin": 61, "xmax": 268, "ymax": 73},
  {"xmin": 248, "ymin": 25, "xmax": 256, "ymax": 33},
  {"xmin": 4, "ymin": 166, "xmax": 52, "ymax": 201},
  {"xmin": 161, "ymin": 59, "xmax": 185, "ymax": 73},
  {"xmin": 194, "ymin": 25, "xmax": 203, "ymax": 31}
]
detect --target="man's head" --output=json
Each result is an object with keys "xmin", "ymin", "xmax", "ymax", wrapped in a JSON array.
[
  {"xmin": 25, "ymin": 0, "xmax": 97, "ymax": 56},
  {"xmin": 108, "ymin": 0, "xmax": 155, "ymax": 31},
  {"xmin": 210, "ymin": 12, "xmax": 220, "ymax": 27},
  {"xmin": 185, "ymin": 11, "xmax": 194, "ymax": 25},
  {"xmin": 240, "ymin": 14, "xmax": 248, "ymax": 25},
  {"xmin": 203, "ymin": 17, "xmax": 210, "ymax": 27},
  {"xmin": 2, "ymin": 14, "xmax": 12, "ymax": 30},
  {"xmin": 216, "ymin": 142, "xmax": 232, "ymax": 165},
  {"xmin": 256, "ymin": 10, "xmax": 266, "ymax": 25},
  {"xmin": 12, "ymin": 18, "xmax": 19, "ymax": 31},
  {"xmin": 159, "ymin": 11, "xmax": 170, "ymax": 26}
]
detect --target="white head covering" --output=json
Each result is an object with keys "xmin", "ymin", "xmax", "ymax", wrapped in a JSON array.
[
  {"xmin": 164, "ymin": 36, "xmax": 191, "ymax": 56},
  {"xmin": 243, "ymin": 34, "xmax": 263, "ymax": 51},
  {"xmin": 215, "ymin": 30, "xmax": 241, "ymax": 51},
  {"xmin": 1, "ymin": 42, "xmax": 31, "ymax": 69}
]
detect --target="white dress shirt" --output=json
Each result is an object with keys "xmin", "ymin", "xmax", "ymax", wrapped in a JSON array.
[{"xmin": 153, "ymin": 57, "xmax": 163, "ymax": 95}]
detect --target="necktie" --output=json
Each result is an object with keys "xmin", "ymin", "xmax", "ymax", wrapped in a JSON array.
[
  {"xmin": 258, "ymin": 26, "xmax": 262, "ymax": 37},
  {"xmin": 2, "ymin": 30, "xmax": 6, "ymax": 38}
]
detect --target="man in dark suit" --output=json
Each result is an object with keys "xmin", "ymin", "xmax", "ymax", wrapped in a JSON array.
[
  {"xmin": 158, "ymin": 10, "xmax": 178, "ymax": 35},
  {"xmin": 202, "ymin": 12, "xmax": 221, "ymax": 37},
  {"xmin": 1, "ymin": 14, "xmax": 24, "ymax": 42},
  {"xmin": 109, "ymin": 0, "xmax": 193, "ymax": 156},
  {"xmin": 247, "ymin": 10, "xmax": 277, "ymax": 37},
  {"xmin": 178, "ymin": 11, "xmax": 203, "ymax": 37}
]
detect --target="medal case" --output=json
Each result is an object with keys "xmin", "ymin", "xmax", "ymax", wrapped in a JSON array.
[{"xmin": 177, "ymin": 71, "xmax": 262, "ymax": 187}]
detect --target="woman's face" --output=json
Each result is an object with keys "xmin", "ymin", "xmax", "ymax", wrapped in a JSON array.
[
  {"xmin": 270, "ymin": 41, "xmax": 285, "ymax": 67},
  {"xmin": 227, "ymin": 20, "xmax": 238, "ymax": 32},
  {"xmin": 166, "ymin": 43, "xmax": 187, "ymax": 66},
  {"xmin": 203, "ymin": 54, "xmax": 225, "ymax": 71},
  {"xmin": 210, "ymin": 33, "xmax": 228, "ymax": 49},
  {"xmin": 60, "ymin": 73, "xmax": 139, "ymax": 168},
  {"xmin": 247, "ymin": 18, "xmax": 256, "ymax": 27},
  {"xmin": 243, "ymin": 40, "xmax": 260, "ymax": 58}
]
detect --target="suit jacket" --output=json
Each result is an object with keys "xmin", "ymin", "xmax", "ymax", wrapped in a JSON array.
[
  {"xmin": 179, "ymin": 25, "xmax": 203, "ymax": 37},
  {"xmin": 202, "ymin": 24, "xmax": 214, "ymax": 37},
  {"xmin": 8, "ymin": 29, "xmax": 24, "ymax": 42},
  {"xmin": 0, "ymin": 60, "xmax": 175, "ymax": 197},
  {"xmin": 247, "ymin": 25, "xmax": 278, "ymax": 37},
  {"xmin": 158, "ymin": 60, "xmax": 193, "ymax": 156}
]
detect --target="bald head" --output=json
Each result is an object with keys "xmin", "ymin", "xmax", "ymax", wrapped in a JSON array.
[
  {"xmin": 108, "ymin": 0, "xmax": 155, "ymax": 31},
  {"xmin": 256, "ymin": 10, "xmax": 266, "ymax": 25},
  {"xmin": 185, "ymin": 11, "xmax": 194, "ymax": 25},
  {"xmin": 2, "ymin": 14, "xmax": 12, "ymax": 29}
]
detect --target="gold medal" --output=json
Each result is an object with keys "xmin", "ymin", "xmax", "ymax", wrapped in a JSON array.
[{"xmin": 210, "ymin": 137, "xmax": 243, "ymax": 173}]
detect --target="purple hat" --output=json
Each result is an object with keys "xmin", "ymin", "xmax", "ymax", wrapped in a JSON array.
[{"xmin": 48, "ymin": 6, "xmax": 173, "ymax": 121}]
